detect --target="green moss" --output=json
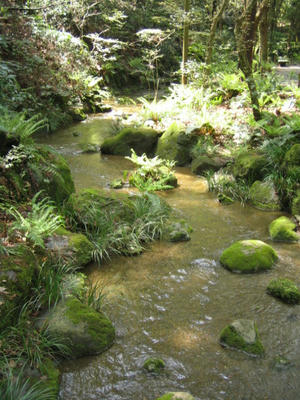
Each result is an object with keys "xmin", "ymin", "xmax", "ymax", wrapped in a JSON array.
[
  {"xmin": 65, "ymin": 297, "xmax": 115, "ymax": 354},
  {"xmin": 79, "ymin": 143, "xmax": 100, "ymax": 153},
  {"xmin": 101, "ymin": 127, "xmax": 159, "ymax": 156},
  {"xmin": 220, "ymin": 322, "xmax": 264, "ymax": 356},
  {"xmin": 269, "ymin": 216, "xmax": 299, "ymax": 242},
  {"xmin": 163, "ymin": 219, "xmax": 193, "ymax": 242},
  {"xmin": 54, "ymin": 227, "xmax": 94, "ymax": 268},
  {"xmin": 156, "ymin": 393, "xmax": 195, "ymax": 400},
  {"xmin": 156, "ymin": 395, "xmax": 173, "ymax": 400},
  {"xmin": 191, "ymin": 155, "xmax": 229, "ymax": 175},
  {"xmin": 233, "ymin": 152, "xmax": 268, "ymax": 183},
  {"xmin": 220, "ymin": 240, "xmax": 278, "ymax": 273},
  {"xmin": 249, "ymin": 181, "xmax": 280, "ymax": 211},
  {"xmin": 156, "ymin": 122, "xmax": 196, "ymax": 166},
  {"xmin": 267, "ymin": 278, "xmax": 300, "ymax": 304},
  {"xmin": 143, "ymin": 358, "xmax": 165, "ymax": 373}
]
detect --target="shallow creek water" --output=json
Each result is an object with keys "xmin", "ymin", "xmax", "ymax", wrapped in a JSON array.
[{"xmin": 39, "ymin": 114, "xmax": 300, "ymax": 400}]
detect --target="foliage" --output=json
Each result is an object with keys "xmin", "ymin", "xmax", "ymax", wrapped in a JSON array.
[
  {"xmin": 8, "ymin": 191, "xmax": 64, "ymax": 248},
  {"xmin": 125, "ymin": 149, "xmax": 176, "ymax": 192}
]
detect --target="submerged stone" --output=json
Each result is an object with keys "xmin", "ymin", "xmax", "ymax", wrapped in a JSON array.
[
  {"xmin": 220, "ymin": 319, "xmax": 264, "ymax": 356},
  {"xmin": 220, "ymin": 240, "xmax": 278, "ymax": 273},
  {"xmin": 41, "ymin": 297, "xmax": 115, "ymax": 359},
  {"xmin": 156, "ymin": 392, "xmax": 195, "ymax": 400},
  {"xmin": 267, "ymin": 278, "xmax": 300, "ymax": 304},
  {"xmin": 79, "ymin": 143, "xmax": 100, "ymax": 153},
  {"xmin": 143, "ymin": 358, "xmax": 165, "ymax": 373},
  {"xmin": 269, "ymin": 216, "xmax": 299, "ymax": 242},
  {"xmin": 101, "ymin": 127, "xmax": 160, "ymax": 156},
  {"xmin": 249, "ymin": 180, "xmax": 280, "ymax": 211},
  {"xmin": 163, "ymin": 220, "xmax": 193, "ymax": 242}
]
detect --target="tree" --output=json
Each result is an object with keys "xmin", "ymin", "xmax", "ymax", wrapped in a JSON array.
[
  {"xmin": 181, "ymin": 0, "xmax": 190, "ymax": 85},
  {"xmin": 235, "ymin": 0, "xmax": 271, "ymax": 121}
]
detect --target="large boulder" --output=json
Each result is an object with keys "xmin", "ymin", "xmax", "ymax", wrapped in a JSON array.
[
  {"xmin": 283, "ymin": 144, "xmax": 300, "ymax": 167},
  {"xmin": 220, "ymin": 240, "xmax": 278, "ymax": 273},
  {"xmin": 101, "ymin": 127, "xmax": 160, "ymax": 156},
  {"xmin": 156, "ymin": 393, "xmax": 195, "ymax": 400},
  {"xmin": 220, "ymin": 319, "xmax": 264, "ymax": 356},
  {"xmin": 267, "ymin": 278, "xmax": 300, "ymax": 304},
  {"xmin": 46, "ymin": 227, "xmax": 94, "ymax": 268},
  {"xmin": 156, "ymin": 122, "xmax": 198, "ymax": 166},
  {"xmin": 269, "ymin": 216, "xmax": 299, "ymax": 242},
  {"xmin": 249, "ymin": 180, "xmax": 281, "ymax": 211},
  {"xmin": 41, "ymin": 297, "xmax": 115, "ymax": 359},
  {"xmin": 233, "ymin": 152, "xmax": 268, "ymax": 183},
  {"xmin": 191, "ymin": 155, "xmax": 230, "ymax": 175}
]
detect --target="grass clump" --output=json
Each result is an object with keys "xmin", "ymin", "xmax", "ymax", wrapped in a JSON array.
[{"xmin": 125, "ymin": 149, "xmax": 177, "ymax": 192}]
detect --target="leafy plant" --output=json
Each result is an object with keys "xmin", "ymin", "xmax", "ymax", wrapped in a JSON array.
[
  {"xmin": 125, "ymin": 149, "xmax": 176, "ymax": 192},
  {"xmin": 8, "ymin": 191, "xmax": 64, "ymax": 248}
]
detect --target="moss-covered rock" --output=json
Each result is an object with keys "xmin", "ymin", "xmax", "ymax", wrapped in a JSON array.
[
  {"xmin": 191, "ymin": 155, "xmax": 230, "ymax": 175},
  {"xmin": 269, "ymin": 216, "xmax": 299, "ymax": 242},
  {"xmin": 46, "ymin": 227, "xmax": 94, "ymax": 268},
  {"xmin": 156, "ymin": 122, "xmax": 198, "ymax": 166},
  {"xmin": 143, "ymin": 358, "xmax": 165, "ymax": 373},
  {"xmin": 155, "ymin": 392, "xmax": 195, "ymax": 400},
  {"xmin": 69, "ymin": 106, "xmax": 87, "ymax": 122},
  {"xmin": 41, "ymin": 297, "xmax": 115, "ymax": 359},
  {"xmin": 163, "ymin": 219, "xmax": 193, "ymax": 242},
  {"xmin": 101, "ymin": 127, "xmax": 160, "ymax": 156},
  {"xmin": 110, "ymin": 179, "xmax": 124, "ymax": 189},
  {"xmin": 267, "ymin": 278, "xmax": 300, "ymax": 304},
  {"xmin": 220, "ymin": 319, "xmax": 264, "ymax": 356},
  {"xmin": 233, "ymin": 152, "xmax": 268, "ymax": 183},
  {"xmin": 249, "ymin": 180, "xmax": 280, "ymax": 211},
  {"xmin": 220, "ymin": 240, "xmax": 278, "ymax": 273}
]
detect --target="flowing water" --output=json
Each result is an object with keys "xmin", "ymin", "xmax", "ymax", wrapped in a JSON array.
[{"xmin": 39, "ymin": 114, "xmax": 300, "ymax": 400}]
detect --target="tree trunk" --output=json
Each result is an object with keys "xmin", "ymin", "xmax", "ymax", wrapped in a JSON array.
[
  {"xmin": 181, "ymin": 0, "xmax": 190, "ymax": 85},
  {"xmin": 235, "ymin": 0, "xmax": 270, "ymax": 120},
  {"xmin": 206, "ymin": 0, "xmax": 230, "ymax": 65},
  {"xmin": 259, "ymin": 0, "xmax": 270, "ymax": 69}
]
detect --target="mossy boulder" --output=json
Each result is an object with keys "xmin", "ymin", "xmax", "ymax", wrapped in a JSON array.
[
  {"xmin": 156, "ymin": 122, "xmax": 198, "ymax": 166},
  {"xmin": 143, "ymin": 358, "xmax": 165, "ymax": 373},
  {"xmin": 46, "ymin": 227, "xmax": 94, "ymax": 268},
  {"xmin": 233, "ymin": 152, "xmax": 268, "ymax": 183},
  {"xmin": 163, "ymin": 219, "xmax": 193, "ymax": 242},
  {"xmin": 69, "ymin": 106, "xmax": 87, "ymax": 122},
  {"xmin": 249, "ymin": 180, "xmax": 280, "ymax": 211},
  {"xmin": 42, "ymin": 297, "xmax": 115, "ymax": 359},
  {"xmin": 155, "ymin": 392, "xmax": 195, "ymax": 400},
  {"xmin": 283, "ymin": 144, "xmax": 300, "ymax": 167},
  {"xmin": 220, "ymin": 319, "xmax": 264, "ymax": 356},
  {"xmin": 220, "ymin": 240, "xmax": 278, "ymax": 273},
  {"xmin": 267, "ymin": 278, "xmax": 300, "ymax": 304},
  {"xmin": 269, "ymin": 216, "xmax": 299, "ymax": 242},
  {"xmin": 101, "ymin": 127, "xmax": 160, "ymax": 156},
  {"xmin": 191, "ymin": 155, "xmax": 230, "ymax": 175},
  {"xmin": 291, "ymin": 190, "xmax": 300, "ymax": 216}
]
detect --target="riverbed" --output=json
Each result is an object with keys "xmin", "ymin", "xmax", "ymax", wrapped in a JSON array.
[{"xmin": 39, "ymin": 114, "xmax": 300, "ymax": 400}]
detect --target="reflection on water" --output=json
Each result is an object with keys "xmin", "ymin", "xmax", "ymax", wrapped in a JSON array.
[{"xmin": 39, "ymin": 115, "xmax": 300, "ymax": 400}]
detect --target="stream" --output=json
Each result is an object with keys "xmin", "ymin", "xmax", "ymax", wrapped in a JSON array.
[{"xmin": 39, "ymin": 113, "xmax": 300, "ymax": 400}]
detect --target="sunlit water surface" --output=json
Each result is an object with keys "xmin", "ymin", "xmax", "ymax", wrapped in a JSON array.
[{"xmin": 39, "ymin": 114, "xmax": 300, "ymax": 400}]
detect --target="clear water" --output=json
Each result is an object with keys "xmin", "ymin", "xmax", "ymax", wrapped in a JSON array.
[{"xmin": 39, "ymin": 114, "xmax": 300, "ymax": 400}]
